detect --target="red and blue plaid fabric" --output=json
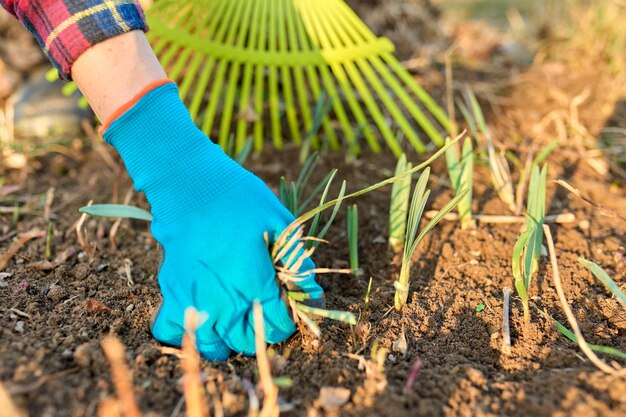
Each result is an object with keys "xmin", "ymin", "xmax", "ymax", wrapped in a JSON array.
[{"xmin": 0, "ymin": 0, "xmax": 148, "ymax": 80}]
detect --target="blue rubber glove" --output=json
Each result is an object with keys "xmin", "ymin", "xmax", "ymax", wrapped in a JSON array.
[{"xmin": 102, "ymin": 82, "xmax": 324, "ymax": 360}]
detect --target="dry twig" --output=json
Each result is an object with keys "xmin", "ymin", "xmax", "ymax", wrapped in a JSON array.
[
  {"xmin": 181, "ymin": 308, "xmax": 208, "ymax": 417},
  {"xmin": 0, "ymin": 228, "xmax": 45, "ymax": 271},
  {"xmin": 502, "ymin": 287, "xmax": 512, "ymax": 355},
  {"xmin": 76, "ymin": 200, "xmax": 96, "ymax": 256},
  {"xmin": 253, "ymin": 302, "xmax": 279, "ymax": 417},
  {"xmin": 0, "ymin": 382, "xmax": 20, "ymax": 417},
  {"xmin": 43, "ymin": 187, "xmax": 55, "ymax": 221},
  {"xmin": 101, "ymin": 335, "xmax": 142, "ymax": 417},
  {"xmin": 543, "ymin": 225, "xmax": 623, "ymax": 375},
  {"xmin": 424, "ymin": 211, "xmax": 575, "ymax": 224},
  {"xmin": 110, "ymin": 188, "xmax": 134, "ymax": 249},
  {"xmin": 555, "ymin": 179, "xmax": 626, "ymax": 222}
]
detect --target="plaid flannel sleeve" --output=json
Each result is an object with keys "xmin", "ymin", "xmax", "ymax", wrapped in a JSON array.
[{"xmin": 0, "ymin": 0, "xmax": 148, "ymax": 80}]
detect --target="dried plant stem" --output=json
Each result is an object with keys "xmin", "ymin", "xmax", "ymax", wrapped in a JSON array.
[
  {"xmin": 182, "ymin": 309, "xmax": 208, "ymax": 417},
  {"xmin": 0, "ymin": 382, "xmax": 20, "ymax": 416},
  {"xmin": 0, "ymin": 228, "xmax": 45, "ymax": 271},
  {"xmin": 543, "ymin": 225, "xmax": 621, "ymax": 375},
  {"xmin": 43, "ymin": 186, "xmax": 55, "ymax": 221},
  {"xmin": 515, "ymin": 153, "xmax": 533, "ymax": 215},
  {"xmin": 424, "ymin": 211, "xmax": 575, "ymax": 224},
  {"xmin": 253, "ymin": 302, "xmax": 279, "ymax": 417},
  {"xmin": 502, "ymin": 287, "xmax": 512, "ymax": 355},
  {"xmin": 98, "ymin": 397, "xmax": 122, "ymax": 417},
  {"xmin": 555, "ymin": 179, "xmax": 626, "ymax": 222},
  {"xmin": 101, "ymin": 336, "xmax": 142, "ymax": 417},
  {"xmin": 76, "ymin": 200, "xmax": 96, "ymax": 256},
  {"xmin": 110, "ymin": 188, "xmax": 134, "ymax": 250}
]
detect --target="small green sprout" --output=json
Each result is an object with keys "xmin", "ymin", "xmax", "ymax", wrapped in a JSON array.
[
  {"xmin": 445, "ymin": 136, "xmax": 475, "ymax": 229},
  {"xmin": 224, "ymin": 134, "xmax": 254, "ymax": 165},
  {"xmin": 299, "ymin": 91, "xmax": 333, "ymax": 163},
  {"xmin": 347, "ymin": 204, "xmax": 361, "ymax": 276},
  {"xmin": 579, "ymin": 258, "xmax": 626, "ymax": 308},
  {"xmin": 45, "ymin": 222, "xmax": 53, "ymax": 260},
  {"xmin": 543, "ymin": 256, "xmax": 626, "ymax": 360},
  {"xmin": 475, "ymin": 303, "xmax": 485, "ymax": 313},
  {"xmin": 457, "ymin": 88, "xmax": 516, "ymax": 213},
  {"xmin": 388, "ymin": 154, "xmax": 413, "ymax": 253},
  {"xmin": 512, "ymin": 164, "xmax": 547, "ymax": 322},
  {"xmin": 278, "ymin": 153, "xmax": 334, "ymax": 217},
  {"xmin": 552, "ymin": 317, "xmax": 626, "ymax": 360},
  {"xmin": 394, "ymin": 168, "xmax": 468, "ymax": 310}
]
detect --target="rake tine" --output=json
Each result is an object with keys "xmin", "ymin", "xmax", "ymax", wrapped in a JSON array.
[
  {"xmin": 285, "ymin": 0, "xmax": 316, "ymax": 144},
  {"xmin": 168, "ymin": 5, "xmax": 219, "ymax": 82},
  {"xmin": 253, "ymin": 0, "xmax": 270, "ymax": 151},
  {"xmin": 183, "ymin": 0, "xmax": 238, "ymax": 119},
  {"xmin": 331, "ymin": 0, "xmax": 449, "ymax": 137},
  {"xmin": 218, "ymin": 0, "xmax": 256, "ymax": 148},
  {"xmin": 311, "ymin": 0, "xmax": 379, "ymax": 154},
  {"xmin": 278, "ymin": 0, "xmax": 301, "ymax": 145},
  {"xmin": 311, "ymin": 1, "xmax": 390, "ymax": 154},
  {"xmin": 268, "ymin": 0, "xmax": 283, "ymax": 149},
  {"xmin": 295, "ymin": 0, "xmax": 349, "ymax": 150},
  {"xmin": 201, "ymin": 0, "xmax": 247, "ymax": 139},
  {"xmin": 319, "ymin": 0, "xmax": 417, "ymax": 154},
  {"xmin": 309, "ymin": 1, "xmax": 399, "ymax": 156},
  {"xmin": 234, "ymin": 0, "xmax": 262, "ymax": 152},
  {"xmin": 385, "ymin": 55, "xmax": 450, "ymax": 135},
  {"xmin": 302, "ymin": 0, "xmax": 358, "ymax": 151}
]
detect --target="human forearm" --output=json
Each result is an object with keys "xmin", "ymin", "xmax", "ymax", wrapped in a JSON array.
[{"xmin": 0, "ymin": 0, "xmax": 147, "ymax": 81}]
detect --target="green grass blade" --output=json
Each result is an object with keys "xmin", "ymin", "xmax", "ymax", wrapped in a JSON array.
[
  {"xmin": 456, "ymin": 98, "xmax": 478, "ymax": 137},
  {"xmin": 299, "ymin": 170, "xmax": 335, "ymax": 215},
  {"xmin": 552, "ymin": 317, "xmax": 626, "ymax": 359},
  {"xmin": 296, "ymin": 153, "xmax": 320, "ymax": 194},
  {"xmin": 579, "ymin": 258, "xmax": 626, "ymax": 308},
  {"xmin": 307, "ymin": 169, "xmax": 338, "ymax": 239},
  {"xmin": 235, "ymin": 137, "xmax": 254, "ymax": 165},
  {"xmin": 404, "ymin": 169, "xmax": 431, "ymax": 259},
  {"xmin": 293, "ymin": 135, "xmax": 462, "ymax": 226},
  {"xmin": 467, "ymin": 88, "xmax": 488, "ymax": 139},
  {"xmin": 389, "ymin": 154, "xmax": 412, "ymax": 253},
  {"xmin": 411, "ymin": 188, "xmax": 468, "ymax": 255},
  {"xmin": 296, "ymin": 303, "xmax": 357, "ymax": 325},
  {"xmin": 512, "ymin": 226, "xmax": 533, "ymax": 302},
  {"xmin": 445, "ymin": 137, "xmax": 461, "ymax": 189},
  {"xmin": 459, "ymin": 137, "xmax": 474, "ymax": 228},
  {"xmin": 79, "ymin": 204, "xmax": 152, "ymax": 221},
  {"xmin": 347, "ymin": 204, "xmax": 359, "ymax": 274},
  {"xmin": 314, "ymin": 180, "xmax": 347, "ymax": 244},
  {"xmin": 533, "ymin": 139, "xmax": 558, "ymax": 166}
]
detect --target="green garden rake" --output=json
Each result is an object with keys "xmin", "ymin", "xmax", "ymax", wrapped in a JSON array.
[{"xmin": 144, "ymin": 0, "xmax": 450, "ymax": 157}]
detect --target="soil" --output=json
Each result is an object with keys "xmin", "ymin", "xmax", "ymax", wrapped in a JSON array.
[{"xmin": 1, "ymin": 1, "xmax": 626, "ymax": 417}]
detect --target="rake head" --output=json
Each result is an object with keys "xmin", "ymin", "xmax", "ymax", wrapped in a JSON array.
[{"xmin": 146, "ymin": 0, "xmax": 450, "ymax": 156}]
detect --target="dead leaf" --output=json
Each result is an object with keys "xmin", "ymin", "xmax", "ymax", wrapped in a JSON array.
[
  {"xmin": 392, "ymin": 324, "xmax": 408, "ymax": 356},
  {"xmin": 81, "ymin": 299, "xmax": 110, "ymax": 314}
]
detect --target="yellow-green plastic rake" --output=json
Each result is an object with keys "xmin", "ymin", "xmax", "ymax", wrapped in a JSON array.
[{"xmin": 146, "ymin": 0, "xmax": 451, "ymax": 157}]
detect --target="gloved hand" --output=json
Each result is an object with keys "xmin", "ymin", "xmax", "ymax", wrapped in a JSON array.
[{"xmin": 102, "ymin": 81, "xmax": 324, "ymax": 360}]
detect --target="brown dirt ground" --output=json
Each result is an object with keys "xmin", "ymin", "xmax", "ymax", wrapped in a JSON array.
[{"xmin": 1, "ymin": 2, "xmax": 626, "ymax": 417}]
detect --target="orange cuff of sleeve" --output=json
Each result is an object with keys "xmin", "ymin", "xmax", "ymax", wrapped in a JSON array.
[{"xmin": 99, "ymin": 78, "xmax": 174, "ymax": 135}]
